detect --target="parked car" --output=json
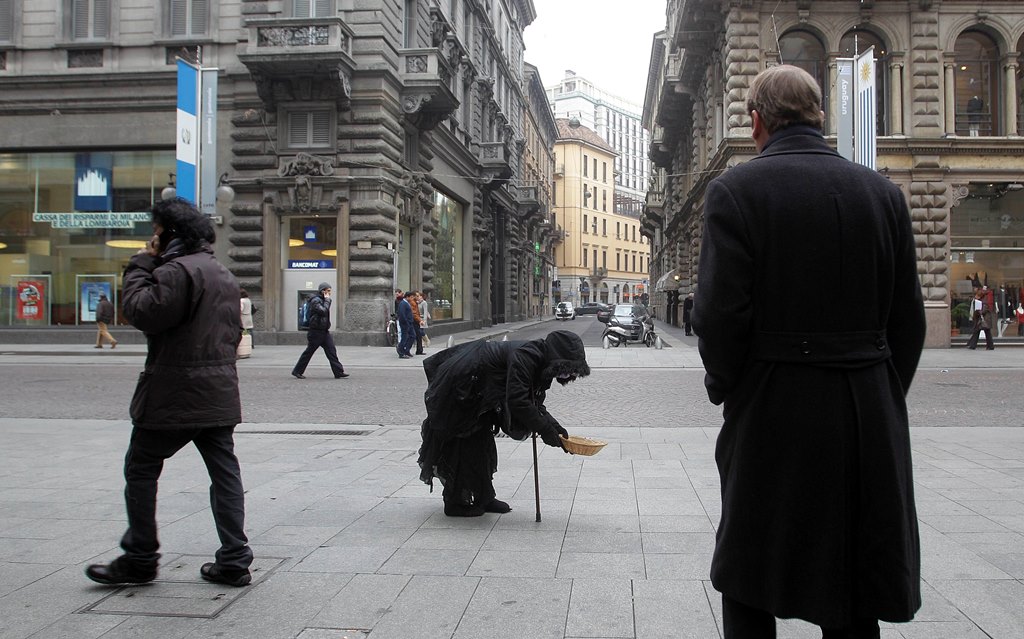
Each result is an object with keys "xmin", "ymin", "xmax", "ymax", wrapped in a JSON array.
[
  {"xmin": 576, "ymin": 302, "xmax": 609, "ymax": 315},
  {"xmin": 596, "ymin": 305, "xmax": 614, "ymax": 323},
  {"xmin": 554, "ymin": 301, "xmax": 576, "ymax": 321}
]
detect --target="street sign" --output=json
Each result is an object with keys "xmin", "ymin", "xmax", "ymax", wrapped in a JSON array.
[
  {"xmin": 854, "ymin": 47, "xmax": 876, "ymax": 170},
  {"xmin": 199, "ymin": 68, "xmax": 219, "ymax": 215},
  {"xmin": 176, "ymin": 59, "xmax": 200, "ymax": 205},
  {"xmin": 836, "ymin": 58, "xmax": 854, "ymax": 162}
]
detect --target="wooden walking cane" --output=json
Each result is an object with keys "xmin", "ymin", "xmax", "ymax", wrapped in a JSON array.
[{"xmin": 532, "ymin": 432, "xmax": 541, "ymax": 522}]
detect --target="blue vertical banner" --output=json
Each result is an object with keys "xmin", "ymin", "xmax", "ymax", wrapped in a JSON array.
[
  {"xmin": 836, "ymin": 59, "xmax": 854, "ymax": 162},
  {"xmin": 74, "ymin": 152, "xmax": 114, "ymax": 211},
  {"xmin": 199, "ymin": 68, "xmax": 219, "ymax": 215},
  {"xmin": 854, "ymin": 47, "xmax": 876, "ymax": 170},
  {"xmin": 176, "ymin": 59, "xmax": 200, "ymax": 204}
]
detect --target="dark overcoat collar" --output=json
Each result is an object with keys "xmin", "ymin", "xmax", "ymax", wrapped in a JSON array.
[{"xmin": 756, "ymin": 125, "xmax": 842, "ymax": 161}]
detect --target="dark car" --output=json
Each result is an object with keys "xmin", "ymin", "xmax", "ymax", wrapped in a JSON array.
[
  {"xmin": 607, "ymin": 303, "xmax": 651, "ymax": 340},
  {"xmin": 596, "ymin": 305, "xmax": 615, "ymax": 323},
  {"xmin": 576, "ymin": 302, "xmax": 609, "ymax": 315}
]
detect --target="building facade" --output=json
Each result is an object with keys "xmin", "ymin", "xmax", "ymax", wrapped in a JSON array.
[
  {"xmin": 0, "ymin": 0, "xmax": 555, "ymax": 343},
  {"xmin": 643, "ymin": 0, "xmax": 1024, "ymax": 347},
  {"xmin": 553, "ymin": 119, "xmax": 649, "ymax": 308},
  {"xmin": 548, "ymin": 71, "xmax": 650, "ymax": 221}
]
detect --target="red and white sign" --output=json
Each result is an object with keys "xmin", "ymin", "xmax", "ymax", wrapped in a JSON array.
[{"xmin": 16, "ymin": 280, "xmax": 46, "ymax": 320}]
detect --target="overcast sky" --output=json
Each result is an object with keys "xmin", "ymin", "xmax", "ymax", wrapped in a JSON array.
[{"xmin": 523, "ymin": 0, "xmax": 666, "ymax": 109}]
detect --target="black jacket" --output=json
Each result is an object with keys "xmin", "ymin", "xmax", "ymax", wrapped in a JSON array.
[
  {"xmin": 306, "ymin": 293, "xmax": 332, "ymax": 331},
  {"xmin": 692, "ymin": 126, "xmax": 925, "ymax": 627},
  {"xmin": 95, "ymin": 299, "xmax": 115, "ymax": 324},
  {"xmin": 122, "ymin": 242, "xmax": 242, "ymax": 430}
]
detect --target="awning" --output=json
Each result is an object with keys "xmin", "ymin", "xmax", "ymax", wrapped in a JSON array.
[{"xmin": 654, "ymin": 270, "xmax": 679, "ymax": 292}]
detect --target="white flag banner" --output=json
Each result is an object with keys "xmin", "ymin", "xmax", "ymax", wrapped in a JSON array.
[{"xmin": 854, "ymin": 47, "xmax": 876, "ymax": 170}]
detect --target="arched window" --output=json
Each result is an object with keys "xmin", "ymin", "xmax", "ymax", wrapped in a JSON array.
[
  {"xmin": 779, "ymin": 30, "xmax": 828, "ymax": 128},
  {"xmin": 839, "ymin": 29, "xmax": 889, "ymax": 136},
  {"xmin": 955, "ymin": 30, "xmax": 1000, "ymax": 136}
]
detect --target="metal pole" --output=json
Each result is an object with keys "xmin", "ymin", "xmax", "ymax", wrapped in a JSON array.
[{"xmin": 532, "ymin": 432, "xmax": 541, "ymax": 522}]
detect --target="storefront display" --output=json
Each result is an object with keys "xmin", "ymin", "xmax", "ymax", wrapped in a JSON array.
[
  {"xmin": 0, "ymin": 150, "xmax": 173, "ymax": 326},
  {"xmin": 432, "ymin": 190, "xmax": 464, "ymax": 321}
]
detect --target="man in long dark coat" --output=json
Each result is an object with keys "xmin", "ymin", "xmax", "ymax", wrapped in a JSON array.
[
  {"xmin": 417, "ymin": 330, "xmax": 590, "ymax": 517},
  {"xmin": 85, "ymin": 198, "xmax": 253, "ymax": 588},
  {"xmin": 692, "ymin": 65, "xmax": 926, "ymax": 637}
]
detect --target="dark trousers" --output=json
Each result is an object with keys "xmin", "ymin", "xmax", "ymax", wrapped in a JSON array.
[
  {"xmin": 398, "ymin": 324, "xmax": 416, "ymax": 356},
  {"xmin": 121, "ymin": 426, "xmax": 252, "ymax": 571},
  {"xmin": 965, "ymin": 323, "xmax": 994, "ymax": 350},
  {"xmin": 415, "ymin": 326, "xmax": 424, "ymax": 354},
  {"xmin": 722, "ymin": 596, "xmax": 879, "ymax": 639},
  {"xmin": 293, "ymin": 329, "xmax": 345, "ymax": 376}
]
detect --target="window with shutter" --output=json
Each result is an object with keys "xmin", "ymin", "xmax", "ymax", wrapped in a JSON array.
[
  {"xmin": 314, "ymin": 0, "xmax": 330, "ymax": 17},
  {"xmin": 287, "ymin": 109, "xmax": 332, "ymax": 149},
  {"xmin": 294, "ymin": 0, "xmax": 329, "ymax": 18},
  {"xmin": 191, "ymin": 0, "xmax": 207, "ymax": 35},
  {"xmin": 0, "ymin": 0, "xmax": 12, "ymax": 42},
  {"xmin": 71, "ymin": 0, "xmax": 109, "ymax": 39}
]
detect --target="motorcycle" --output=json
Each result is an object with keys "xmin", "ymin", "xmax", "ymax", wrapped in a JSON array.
[{"xmin": 603, "ymin": 317, "xmax": 657, "ymax": 347}]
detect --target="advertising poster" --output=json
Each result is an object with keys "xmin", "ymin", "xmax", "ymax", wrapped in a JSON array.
[
  {"xmin": 80, "ymin": 281, "xmax": 113, "ymax": 322},
  {"xmin": 16, "ymin": 280, "xmax": 46, "ymax": 321}
]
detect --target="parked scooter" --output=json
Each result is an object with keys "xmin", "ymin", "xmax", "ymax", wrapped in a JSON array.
[
  {"xmin": 603, "ymin": 318, "xmax": 658, "ymax": 348},
  {"xmin": 602, "ymin": 324, "xmax": 631, "ymax": 347}
]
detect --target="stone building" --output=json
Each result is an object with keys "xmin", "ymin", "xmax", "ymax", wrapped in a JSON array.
[
  {"xmin": 0, "ymin": 0, "xmax": 554, "ymax": 343},
  {"xmin": 553, "ymin": 119, "xmax": 650, "ymax": 308},
  {"xmin": 642, "ymin": 0, "xmax": 1024, "ymax": 347}
]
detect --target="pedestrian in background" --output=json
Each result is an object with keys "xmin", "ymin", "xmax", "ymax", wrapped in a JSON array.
[
  {"xmin": 418, "ymin": 291, "xmax": 431, "ymax": 348},
  {"xmin": 682, "ymin": 292, "xmax": 694, "ymax": 336},
  {"xmin": 238, "ymin": 288, "xmax": 254, "ymax": 358},
  {"xmin": 291, "ymin": 283, "xmax": 348, "ymax": 378},
  {"xmin": 396, "ymin": 290, "xmax": 416, "ymax": 359},
  {"xmin": 94, "ymin": 293, "xmax": 117, "ymax": 349},
  {"xmin": 692, "ymin": 65, "xmax": 926, "ymax": 637},
  {"xmin": 410, "ymin": 290, "xmax": 425, "ymax": 355},
  {"xmin": 394, "ymin": 288, "xmax": 404, "ymax": 350},
  {"xmin": 85, "ymin": 198, "xmax": 253, "ymax": 588},
  {"xmin": 966, "ymin": 309, "xmax": 994, "ymax": 350}
]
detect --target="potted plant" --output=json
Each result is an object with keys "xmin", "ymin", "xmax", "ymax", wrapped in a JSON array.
[{"xmin": 950, "ymin": 302, "xmax": 971, "ymax": 336}]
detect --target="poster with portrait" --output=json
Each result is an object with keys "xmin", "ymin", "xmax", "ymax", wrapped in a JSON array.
[
  {"xmin": 16, "ymin": 280, "xmax": 46, "ymax": 321},
  {"xmin": 80, "ymin": 281, "xmax": 113, "ymax": 322}
]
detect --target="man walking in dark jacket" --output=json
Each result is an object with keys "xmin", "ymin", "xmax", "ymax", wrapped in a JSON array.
[
  {"xmin": 94, "ymin": 293, "xmax": 117, "ymax": 349},
  {"xmin": 396, "ymin": 290, "xmax": 416, "ymax": 358},
  {"xmin": 85, "ymin": 198, "xmax": 253, "ymax": 588},
  {"xmin": 292, "ymin": 282, "xmax": 348, "ymax": 378},
  {"xmin": 692, "ymin": 65, "xmax": 926, "ymax": 637}
]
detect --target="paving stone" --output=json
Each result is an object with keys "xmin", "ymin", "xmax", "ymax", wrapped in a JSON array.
[
  {"xmin": 295, "ymin": 629, "xmax": 369, "ymax": 639},
  {"xmin": 556, "ymin": 553, "xmax": 645, "ymax": 579},
  {"xmin": 644, "ymin": 553, "xmax": 710, "ymax": 580},
  {"xmin": 466, "ymin": 550, "xmax": 560, "ymax": 578},
  {"xmin": 324, "ymin": 526, "xmax": 416, "ymax": 548},
  {"xmin": 563, "ymin": 531, "xmax": 642, "ymax": 554},
  {"xmin": 0, "ymin": 562, "xmax": 63, "ymax": 598},
  {"xmin": 570, "ymin": 499, "xmax": 639, "ymax": 516},
  {"xmin": 567, "ymin": 514, "xmax": 640, "ymax": 533},
  {"xmin": 919, "ymin": 524, "xmax": 1012, "ymax": 580},
  {"xmin": 481, "ymin": 528, "xmax": 566, "ymax": 552},
  {"xmin": 310, "ymin": 573, "xmax": 411, "ymax": 629},
  {"xmin": 929, "ymin": 578, "xmax": 1024, "ymax": 638},
  {"xmin": 565, "ymin": 578, "xmax": 634, "ymax": 638},
  {"xmin": 401, "ymin": 527, "xmax": 490, "ymax": 551},
  {"xmin": 632, "ymin": 579, "xmax": 718, "ymax": 638},
  {"xmin": 453, "ymin": 577, "xmax": 571, "ymax": 639},
  {"xmin": 639, "ymin": 515, "xmax": 715, "ymax": 533},
  {"xmin": 362, "ymin": 575, "xmax": 478, "ymax": 639},
  {"xmin": 640, "ymin": 532, "xmax": 715, "ymax": 554},
  {"xmin": 293, "ymin": 546, "xmax": 396, "ymax": 573},
  {"xmin": 376, "ymin": 548, "xmax": 477, "ymax": 576}
]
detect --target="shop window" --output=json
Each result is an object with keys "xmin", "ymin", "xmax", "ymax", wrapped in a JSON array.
[
  {"xmin": 839, "ymin": 28, "xmax": 889, "ymax": 136},
  {"xmin": 70, "ymin": 0, "xmax": 109, "ymax": 40},
  {"xmin": 169, "ymin": 0, "xmax": 208, "ymax": 37},
  {"xmin": 285, "ymin": 109, "xmax": 333, "ymax": 149},
  {"xmin": 949, "ymin": 184, "xmax": 1024, "ymax": 329},
  {"xmin": 955, "ymin": 30, "xmax": 1000, "ymax": 136},
  {"xmin": 292, "ymin": 0, "xmax": 331, "ymax": 18},
  {"xmin": 432, "ymin": 190, "xmax": 464, "ymax": 321},
  {"xmin": 0, "ymin": 150, "xmax": 175, "ymax": 327},
  {"xmin": 778, "ymin": 30, "xmax": 828, "ymax": 129}
]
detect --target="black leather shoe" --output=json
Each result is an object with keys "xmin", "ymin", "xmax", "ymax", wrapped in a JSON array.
[
  {"xmin": 200, "ymin": 562, "xmax": 251, "ymax": 587},
  {"xmin": 484, "ymin": 498, "xmax": 512, "ymax": 514},
  {"xmin": 85, "ymin": 557, "xmax": 156, "ymax": 585},
  {"xmin": 444, "ymin": 502, "xmax": 486, "ymax": 517},
  {"xmin": 335, "ymin": 372, "xmax": 350, "ymax": 378},
  {"xmin": 292, "ymin": 372, "xmax": 305, "ymax": 379}
]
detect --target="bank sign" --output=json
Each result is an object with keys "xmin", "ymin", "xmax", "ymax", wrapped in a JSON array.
[
  {"xmin": 288, "ymin": 260, "xmax": 334, "ymax": 269},
  {"xmin": 32, "ymin": 212, "xmax": 151, "ymax": 229}
]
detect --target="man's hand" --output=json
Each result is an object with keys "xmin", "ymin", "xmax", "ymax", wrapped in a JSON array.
[{"xmin": 138, "ymin": 233, "xmax": 161, "ymax": 257}]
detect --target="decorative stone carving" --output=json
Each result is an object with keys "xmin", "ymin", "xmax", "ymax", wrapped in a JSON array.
[
  {"xmin": 406, "ymin": 55, "xmax": 428, "ymax": 73},
  {"xmin": 279, "ymin": 152, "xmax": 335, "ymax": 178}
]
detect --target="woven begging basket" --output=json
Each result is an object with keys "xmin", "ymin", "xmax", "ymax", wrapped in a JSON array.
[{"xmin": 560, "ymin": 435, "xmax": 607, "ymax": 456}]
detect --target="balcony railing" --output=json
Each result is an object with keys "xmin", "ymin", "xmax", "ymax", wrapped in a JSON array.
[{"xmin": 242, "ymin": 17, "xmax": 353, "ymax": 58}]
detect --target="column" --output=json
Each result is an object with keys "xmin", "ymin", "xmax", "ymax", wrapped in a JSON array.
[
  {"xmin": 890, "ymin": 60, "xmax": 904, "ymax": 135},
  {"xmin": 943, "ymin": 60, "xmax": 956, "ymax": 134},
  {"xmin": 1004, "ymin": 56, "xmax": 1019, "ymax": 136},
  {"xmin": 828, "ymin": 59, "xmax": 839, "ymax": 135}
]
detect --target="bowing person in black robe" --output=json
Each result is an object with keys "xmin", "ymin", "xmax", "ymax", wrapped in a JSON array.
[{"xmin": 417, "ymin": 330, "xmax": 590, "ymax": 517}]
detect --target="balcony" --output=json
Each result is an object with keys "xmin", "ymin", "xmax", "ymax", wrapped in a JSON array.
[
  {"xmin": 479, "ymin": 141, "xmax": 512, "ymax": 184},
  {"xmin": 400, "ymin": 48, "xmax": 460, "ymax": 131},
  {"xmin": 237, "ymin": 17, "xmax": 356, "ymax": 108},
  {"xmin": 515, "ymin": 185, "xmax": 542, "ymax": 217}
]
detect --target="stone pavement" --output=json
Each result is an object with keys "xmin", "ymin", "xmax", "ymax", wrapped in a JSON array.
[{"xmin": 0, "ymin": 320, "xmax": 1022, "ymax": 638}]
